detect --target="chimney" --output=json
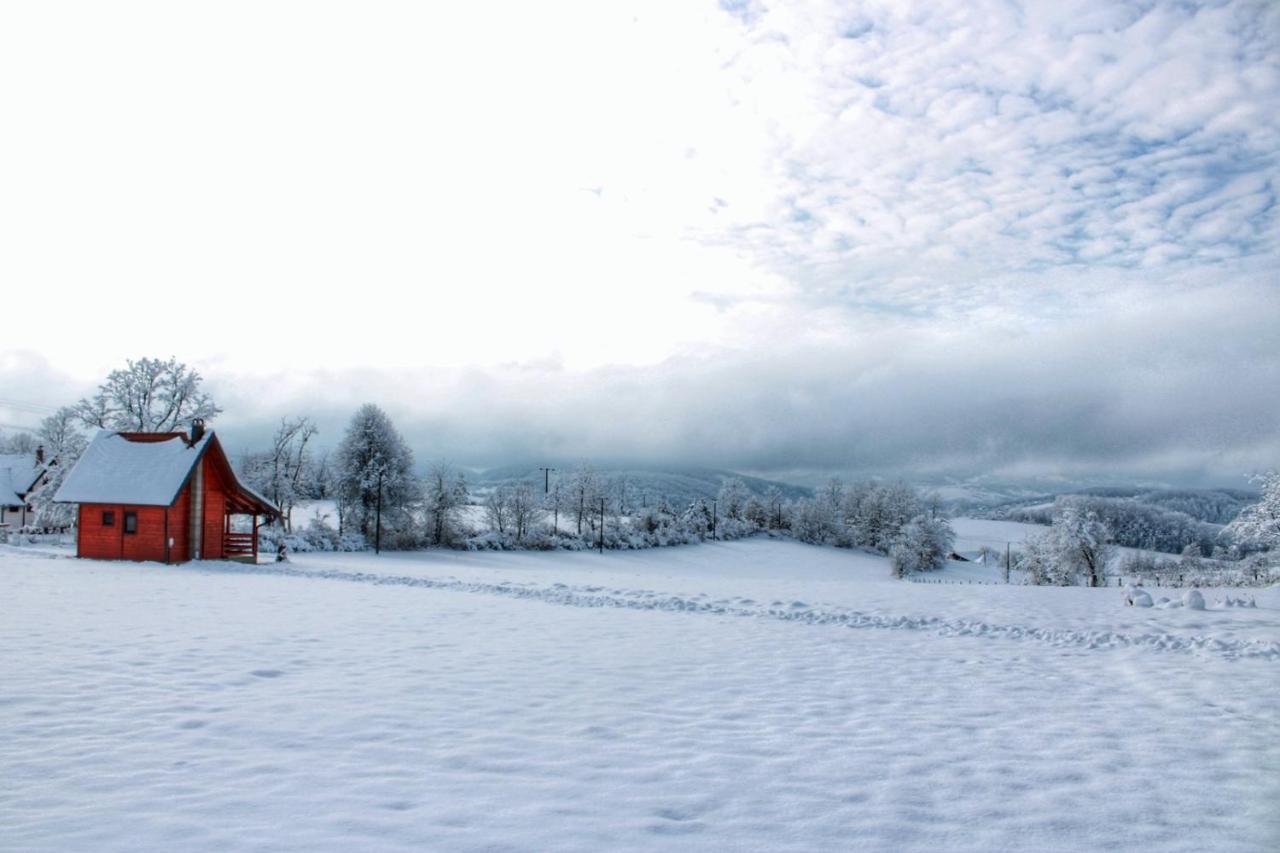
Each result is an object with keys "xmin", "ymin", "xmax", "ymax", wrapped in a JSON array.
[
  {"xmin": 190, "ymin": 418, "xmax": 206, "ymax": 445},
  {"xmin": 35, "ymin": 445, "xmax": 45, "ymax": 465}
]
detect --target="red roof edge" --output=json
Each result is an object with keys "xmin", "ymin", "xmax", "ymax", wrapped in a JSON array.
[{"xmin": 118, "ymin": 432, "xmax": 188, "ymax": 443}]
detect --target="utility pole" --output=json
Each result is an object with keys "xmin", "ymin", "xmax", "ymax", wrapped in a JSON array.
[
  {"xmin": 598, "ymin": 497, "xmax": 605, "ymax": 554},
  {"xmin": 374, "ymin": 469, "xmax": 384, "ymax": 556},
  {"xmin": 1004, "ymin": 541, "xmax": 1010, "ymax": 584},
  {"xmin": 538, "ymin": 467, "xmax": 556, "ymax": 494}
]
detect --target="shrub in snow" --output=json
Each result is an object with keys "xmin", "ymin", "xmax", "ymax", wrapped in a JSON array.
[
  {"xmin": 260, "ymin": 521, "xmax": 367, "ymax": 553},
  {"xmin": 1182, "ymin": 589, "xmax": 1206, "ymax": 610}
]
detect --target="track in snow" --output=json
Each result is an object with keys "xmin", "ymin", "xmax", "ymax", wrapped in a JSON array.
[{"xmin": 194, "ymin": 559, "xmax": 1280, "ymax": 662}]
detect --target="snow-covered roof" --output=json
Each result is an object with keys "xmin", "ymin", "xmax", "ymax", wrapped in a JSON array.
[
  {"xmin": 0, "ymin": 453, "xmax": 43, "ymax": 505},
  {"xmin": 54, "ymin": 431, "xmax": 214, "ymax": 506}
]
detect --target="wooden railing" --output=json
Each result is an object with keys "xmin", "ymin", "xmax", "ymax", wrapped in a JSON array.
[{"xmin": 224, "ymin": 531, "xmax": 257, "ymax": 560}]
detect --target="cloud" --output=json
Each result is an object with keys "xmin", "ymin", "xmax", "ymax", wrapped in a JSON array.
[
  {"xmin": 1, "ymin": 1, "xmax": 1276, "ymax": 487},
  {"xmin": 166, "ymin": 279, "xmax": 1273, "ymax": 486},
  {"xmin": 700, "ymin": 0, "xmax": 1279, "ymax": 301}
]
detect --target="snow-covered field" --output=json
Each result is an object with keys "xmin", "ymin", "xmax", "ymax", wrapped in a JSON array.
[{"xmin": 2, "ymin": 540, "xmax": 1277, "ymax": 852}]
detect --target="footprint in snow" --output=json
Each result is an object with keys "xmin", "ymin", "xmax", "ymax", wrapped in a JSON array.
[{"xmin": 250, "ymin": 669, "xmax": 284, "ymax": 679}]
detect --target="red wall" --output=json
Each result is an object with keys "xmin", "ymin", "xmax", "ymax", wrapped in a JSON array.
[
  {"xmin": 77, "ymin": 503, "xmax": 174, "ymax": 562},
  {"xmin": 201, "ymin": 456, "xmax": 227, "ymax": 560},
  {"xmin": 170, "ymin": 487, "xmax": 190, "ymax": 563}
]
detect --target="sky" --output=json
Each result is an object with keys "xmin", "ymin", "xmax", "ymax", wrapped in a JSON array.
[{"xmin": 1, "ymin": 0, "xmax": 1277, "ymax": 486}]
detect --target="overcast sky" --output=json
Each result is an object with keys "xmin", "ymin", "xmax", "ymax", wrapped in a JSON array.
[{"xmin": 2, "ymin": 1, "xmax": 1277, "ymax": 486}]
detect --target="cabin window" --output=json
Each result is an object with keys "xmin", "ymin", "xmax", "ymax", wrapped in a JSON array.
[
  {"xmin": 102, "ymin": 511, "xmax": 115, "ymax": 527},
  {"xmin": 123, "ymin": 511, "xmax": 138, "ymax": 535}
]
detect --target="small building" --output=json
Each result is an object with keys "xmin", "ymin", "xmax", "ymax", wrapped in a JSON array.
[
  {"xmin": 54, "ymin": 421, "xmax": 278, "ymax": 563},
  {"xmin": 0, "ymin": 446, "xmax": 50, "ymax": 530}
]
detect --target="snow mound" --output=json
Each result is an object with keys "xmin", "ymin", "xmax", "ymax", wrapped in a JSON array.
[{"xmin": 1124, "ymin": 586, "xmax": 1153, "ymax": 608}]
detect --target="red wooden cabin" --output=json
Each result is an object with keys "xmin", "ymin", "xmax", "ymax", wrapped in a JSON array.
[{"xmin": 54, "ymin": 421, "xmax": 279, "ymax": 563}]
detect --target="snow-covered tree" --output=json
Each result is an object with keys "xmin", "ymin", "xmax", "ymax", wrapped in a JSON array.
[
  {"xmin": 1022, "ymin": 502, "xmax": 1114, "ymax": 586},
  {"xmin": 1051, "ymin": 502, "xmax": 1114, "ymax": 587},
  {"xmin": 743, "ymin": 495, "xmax": 769, "ymax": 529},
  {"xmin": 1225, "ymin": 471, "xmax": 1280, "ymax": 552},
  {"xmin": 717, "ymin": 477, "xmax": 750, "ymax": 521},
  {"xmin": 1019, "ymin": 532, "xmax": 1073, "ymax": 586},
  {"xmin": 27, "ymin": 407, "xmax": 88, "ymax": 528},
  {"xmin": 0, "ymin": 430, "xmax": 38, "ymax": 454},
  {"xmin": 889, "ymin": 514, "xmax": 956, "ymax": 577},
  {"xmin": 423, "ymin": 461, "xmax": 469, "ymax": 546},
  {"xmin": 335, "ymin": 404, "xmax": 417, "ymax": 545},
  {"xmin": 1179, "ymin": 542, "xmax": 1204, "ymax": 573},
  {"xmin": 681, "ymin": 498, "xmax": 713, "ymax": 538},
  {"xmin": 73, "ymin": 356, "xmax": 221, "ymax": 432}
]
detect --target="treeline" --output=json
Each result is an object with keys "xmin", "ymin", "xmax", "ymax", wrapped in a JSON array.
[
  {"xmin": 1004, "ymin": 481, "xmax": 1280, "ymax": 586},
  {"xmin": 1007, "ymin": 495, "xmax": 1223, "ymax": 556},
  {"xmin": 256, "ymin": 403, "xmax": 957, "ymax": 578},
  {"xmin": 783, "ymin": 479, "xmax": 956, "ymax": 576},
  {"xmin": 13, "ymin": 357, "xmax": 1275, "ymax": 583}
]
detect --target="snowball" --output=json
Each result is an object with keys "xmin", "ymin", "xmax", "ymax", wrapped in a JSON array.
[{"xmin": 1182, "ymin": 589, "xmax": 1205, "ymax": 611}]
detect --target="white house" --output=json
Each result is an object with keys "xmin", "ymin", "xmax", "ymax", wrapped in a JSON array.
[{"xmin": 0, "ymin": 446, "xmax": 50, "ymax": 530}]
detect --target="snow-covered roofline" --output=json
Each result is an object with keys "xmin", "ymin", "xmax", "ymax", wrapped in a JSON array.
[
  {"xmin": 0, "ymin": 452, "xmax": 46, "ymax": 505},
  {"xmin": 53, "ymin": 431, "xmax": 279, "ymax": 518}
]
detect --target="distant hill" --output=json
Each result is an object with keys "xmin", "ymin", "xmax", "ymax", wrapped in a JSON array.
[
  {"xmin": 474, "ymin": 464, "xmax": 812, "ymax": 509},
  {"xmin": 953, "ymin": 484, "xmax": 1257, "ymax": 526}
]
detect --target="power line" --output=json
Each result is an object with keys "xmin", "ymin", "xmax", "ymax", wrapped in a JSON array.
[{"xmin": 0, "ymin": 398, "xmax": 58, "ymax": 415}]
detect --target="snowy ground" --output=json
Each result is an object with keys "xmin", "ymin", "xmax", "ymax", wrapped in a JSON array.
[{"xmin": 2, "ymin": 540, "xmax": 1277, "ymax": 852}]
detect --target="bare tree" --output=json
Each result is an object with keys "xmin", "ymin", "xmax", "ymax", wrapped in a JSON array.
[
  {"xmin": 509, "ymin": 482, "xmax": 537, "ymax": 541},
  {"xmin": 424, "ymin": 461, "xmax": 469, "ymax": 546},
  {"xmin": 244, "ymin": 417, "xmax": 318, "ymax": 531},
  {"xmin": 484, "ymin": 486, "xmax": 511, "ymax": 534},
  {"xmin": 569, "ymin": 464, "xmax": 600, "ymax": 535},
  {"xmin": 544, "ymin": 480, "xmax": 565, "ymax": 534}
]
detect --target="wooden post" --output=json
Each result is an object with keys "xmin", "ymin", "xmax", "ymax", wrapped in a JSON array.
[
  {"xmin": 375, "ymin": 469, "xmax": 384, "ymax": 555},
  {"xmin": 598, "ymin": 497, "xmax": 604, "ymax": 554},
  {"xmin": 252, "ymin": 514, "xmax": 259, "ymax": 563}
]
